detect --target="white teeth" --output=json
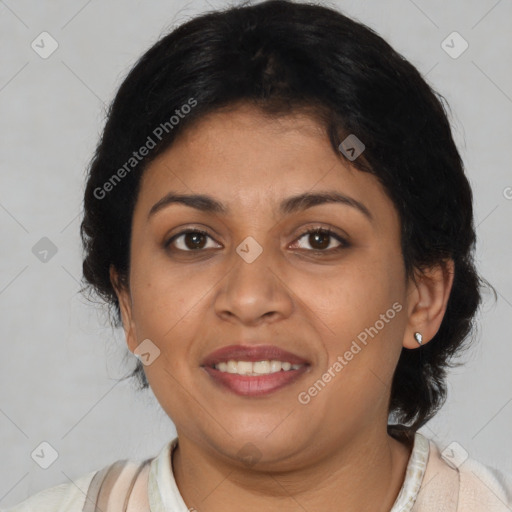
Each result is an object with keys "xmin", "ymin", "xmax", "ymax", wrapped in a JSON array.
[
  {"xmin": 253, "ymin": 361, "xmax": 270, "ymax": 374},
  {"xmin": 213, "ymin": 360, "xmax": 305, "ymax": 375},
  {"xmin": 237, "ymin": 361, "xmax": 253, "ymax": 374},
  {"xmin": 226, "ymin": 360, "xmax": 237, "ymax": 373},
  {"xmin": 217, "ymin": 362, "xmax": 228, "ymax": 372},
  {"xmin": 269, "ymin": 360, "xmax": 282, "ymax": 373}
]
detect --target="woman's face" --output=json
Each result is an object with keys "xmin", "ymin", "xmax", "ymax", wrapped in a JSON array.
[{"xmin": 115, "ymin": 104, "xmax": 422, "ymax": 469}]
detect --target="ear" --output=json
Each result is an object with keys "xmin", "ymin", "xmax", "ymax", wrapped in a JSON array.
[
  {"xmin": 403, "ymin": 259, "xmax": 455, "ymax": 349},
  {"xmin": 109, "ymin": 264, "xmax": 138, "ymax": 353}
]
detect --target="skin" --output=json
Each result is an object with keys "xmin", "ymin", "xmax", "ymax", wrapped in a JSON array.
[{"xmin": 112, "ymin": 103, "xmax": 454, "ymax": 512}]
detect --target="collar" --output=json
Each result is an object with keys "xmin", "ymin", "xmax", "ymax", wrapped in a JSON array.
[
  {"xmin": 389, "ymin": 431, "xmax": 430, "ymax": 511},
  {"xmin": 148, "ymin": 432, "xmax": 430, "ymax": 512},
  {"xmin": 148, "ymin": 437, "xmax": 188, "ymax": 512}
]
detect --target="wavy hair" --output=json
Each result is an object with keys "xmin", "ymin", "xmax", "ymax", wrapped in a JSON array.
[{"xmin": 80, "ymin": 0, "xmax": 490, "ymax": 436}]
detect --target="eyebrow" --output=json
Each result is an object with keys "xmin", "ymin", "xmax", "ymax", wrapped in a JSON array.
[{"xmin": 148, "ymin": 190, "xmax": 373, "ymax": 222}]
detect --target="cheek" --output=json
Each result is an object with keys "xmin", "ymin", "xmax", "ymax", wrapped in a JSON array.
[
  {"xmin": 129, "ymin": 252, "xmax": 203, "ymax": 337},
  {"xmin": 128, "ymin": 265, "xmax": 205, "ymax": 416},
  {"xmin": 127, "ymin": 254, "xmax": 225, "ymax": 383},
  {"xmin": 302, "ymin": 248, "xmax": 404, "ymax": 334},
  {"xmin": 307, "ymin": 247, "xmax": 406, "ymax": 388}
]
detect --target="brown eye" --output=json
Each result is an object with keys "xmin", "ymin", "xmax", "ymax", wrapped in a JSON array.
[
  {"xmin": 293, "ymin": 228, "xmax": 348, "ymax": 252},
  {"xmin": 165, "ymin": 229, "xmax": 220, "ymax": 251},
  {"xmin": 182, "ymin": 232, "xmax": 207, "ymax": 250},
  {"xmin": 308, "ymin": 231, "xmax": 330, "ymax": 250}
]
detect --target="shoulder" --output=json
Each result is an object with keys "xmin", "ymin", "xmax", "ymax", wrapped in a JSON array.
[
  {"xmin": 416, "ymin": 435, "xmax": 512, "ymax": 511},
  {"xmin": 2, "ymin": 459, "xmax": 150, "ymax": 512},
  {"xmin": 457, "ymin": 452, "xmax": 512, "ymax": 511},
  {"xmin": 1, "ymin": 471, "xmax": 97, "ymax": 512}
]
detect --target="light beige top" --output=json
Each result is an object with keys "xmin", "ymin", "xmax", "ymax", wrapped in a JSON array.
[{"xmin": 5, "ymin": 432, "xmax": 512, "ymax": 511}]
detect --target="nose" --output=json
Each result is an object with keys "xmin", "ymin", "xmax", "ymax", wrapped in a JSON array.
[{"xmin": 213, "ymin": 238, "xmax": 294, "ymax": 326}]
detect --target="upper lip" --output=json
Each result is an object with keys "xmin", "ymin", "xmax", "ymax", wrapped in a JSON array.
[{"xmin": 201, "ymin": 344, "xmax": 310, "ymax": 368}]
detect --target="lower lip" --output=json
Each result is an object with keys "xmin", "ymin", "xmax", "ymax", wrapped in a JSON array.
[{"xmin": 202, "ymin": 365, "xmax": 309, "ymax": 397}]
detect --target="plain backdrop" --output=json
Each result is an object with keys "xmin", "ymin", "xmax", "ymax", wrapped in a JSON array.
[{"xmin": 1, "ymin": 0, "xmax": 511, "ymax": 508}]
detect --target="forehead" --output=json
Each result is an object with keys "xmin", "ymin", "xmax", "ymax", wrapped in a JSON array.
[{"xmin": 135, "ymin": 105, "xmax": 396, "ymax": 226}]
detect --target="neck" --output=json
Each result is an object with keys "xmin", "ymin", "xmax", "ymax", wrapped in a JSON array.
[{"xmin": 171, "ymin": 427, "xmax": 413, "ymax": 512}]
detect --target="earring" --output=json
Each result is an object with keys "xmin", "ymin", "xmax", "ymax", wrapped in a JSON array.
[{"xmin": 414, "ymin": 332, "xmax": 423, "ymax": 345}]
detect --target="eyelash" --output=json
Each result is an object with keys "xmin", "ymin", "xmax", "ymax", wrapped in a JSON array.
[{"xmin": 164, "ymin": 227, "xmax": 349, "ymax": 254}]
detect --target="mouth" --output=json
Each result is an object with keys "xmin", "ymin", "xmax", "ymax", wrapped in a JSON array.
[{"xmin": 200, "ymin": 344, "xmax": 311, "ymax": 397}]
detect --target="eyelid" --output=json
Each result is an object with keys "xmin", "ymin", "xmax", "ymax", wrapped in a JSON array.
[
  {"xmin": 291, "ymin": 226, "xmax": 349, "ymax": 251},
  {"xmin": 164, "ymin": 224, "xmax": 350, "ymax": 252},
  {"xmin": 165, "ymin": 227, "xmax": 220, "ymax": 250}
]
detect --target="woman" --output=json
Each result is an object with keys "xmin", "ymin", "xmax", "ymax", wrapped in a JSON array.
[{"xmin": 6, "ymin": 0, "xmax": 511, "ymax": 510}]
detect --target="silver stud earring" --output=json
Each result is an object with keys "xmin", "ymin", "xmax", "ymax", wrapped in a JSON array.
[{"xmin": 414, "ymin": 332, "xmax": 423, "ymax": 345}]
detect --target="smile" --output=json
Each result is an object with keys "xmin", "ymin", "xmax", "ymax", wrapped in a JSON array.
[
  {"xmin": 202, "ymin": 363, "xmax": 310, "ymax": 396},
  {"xmin": 213, "ymin": 360, "xmax": 305, "ymax": 375}
]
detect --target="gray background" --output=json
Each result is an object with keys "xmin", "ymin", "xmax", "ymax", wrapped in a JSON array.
[{"xmin": 1, "ymin": 0, "xmax": 511, "ymax": 508}]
